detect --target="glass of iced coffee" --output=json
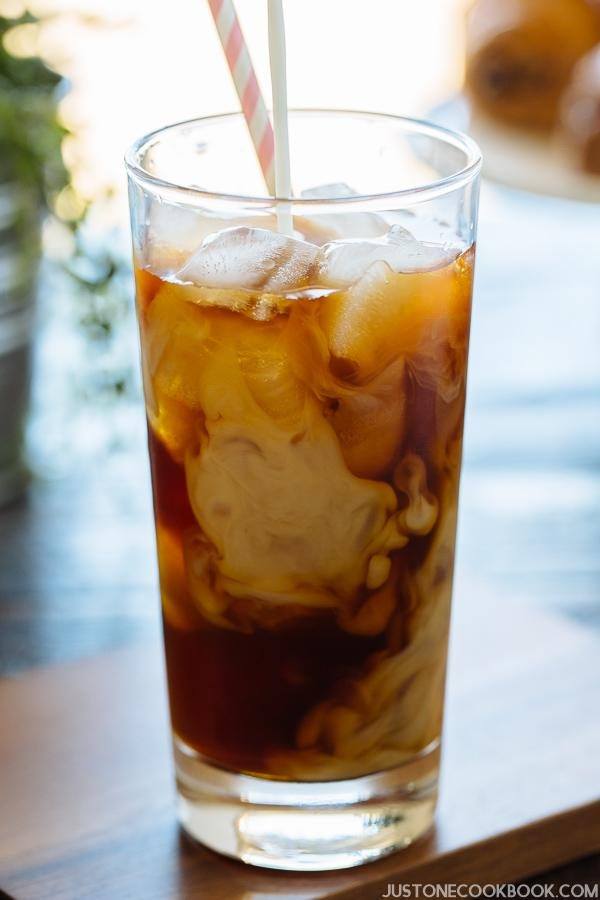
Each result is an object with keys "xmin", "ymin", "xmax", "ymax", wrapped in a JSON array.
[{"xmin": 125, "ymin": 111, "xmax": 481, "ymax": 871}]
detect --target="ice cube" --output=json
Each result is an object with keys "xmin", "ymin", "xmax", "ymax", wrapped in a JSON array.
[
  {"xmin": 317, "ymin": 226, "xmax": 455, "ymax": 288},
  {"xmin": 176, "ymin": 226, "xmax": 320, "ymax": 293},
  {"xmin": 148, "ymin": 202, "xmax": 206, "ymax": 248},
  {"xmin": 301, "ymin": 183, "xmax": 387, "ymax": 239},
  {"xmin": 145, "ymin": 203, "xmax": 209, "ymax": 275},
  {"xmin": 302, "ymin": 183, "xmax": 357, "ymax": 200}
]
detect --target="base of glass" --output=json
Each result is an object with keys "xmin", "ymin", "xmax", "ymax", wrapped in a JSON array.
[{"xmin": 174, "ymin": 736, "xmax": 439, "ymax": 871}]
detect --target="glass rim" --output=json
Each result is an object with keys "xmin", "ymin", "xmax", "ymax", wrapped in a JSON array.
[{"xmin": 125, "ymin": 108, "xmax": 482, "ymax": 208}]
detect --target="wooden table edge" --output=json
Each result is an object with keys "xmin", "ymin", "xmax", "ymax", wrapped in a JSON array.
[{"xmin": 325, "ymin": 799, "xmax": 600, "ymax": 898}]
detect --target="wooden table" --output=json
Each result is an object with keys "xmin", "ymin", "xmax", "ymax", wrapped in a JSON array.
[{"xmin": 1, "ymin": 185, "xmax": 600, "ymax": 897}]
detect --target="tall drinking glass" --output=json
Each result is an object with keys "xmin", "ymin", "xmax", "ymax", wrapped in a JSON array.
[{"xmin": 125, "ymin": 111, "xmax": 481, "ymax": 871}]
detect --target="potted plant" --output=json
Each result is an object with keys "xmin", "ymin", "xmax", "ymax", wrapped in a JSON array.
[{"xmin": 0, "ymin": 10, "xmax": 69, "ymax": 504}]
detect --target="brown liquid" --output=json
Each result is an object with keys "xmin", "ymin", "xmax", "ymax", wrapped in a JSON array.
[{"xmin": 137, "ymin": 246, "xmax": 474, "ymax": 780}]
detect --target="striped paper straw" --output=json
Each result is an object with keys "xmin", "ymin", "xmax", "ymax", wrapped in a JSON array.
[
  {"xmin": 268, "ymin": 0, "xmax": 293, "ymax": 234},
  {"xmin": 207, "ymin": 0, "xmax": 275, "ymax": 195}
]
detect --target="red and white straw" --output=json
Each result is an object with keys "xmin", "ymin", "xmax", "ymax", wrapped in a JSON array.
[
  {"xmin": 207, "ymin": 0, "xmax": 275, "ymax": 194},
  {"xmin": 267, "ymin": 0, "xmax": 293, "ymax": 234}
]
